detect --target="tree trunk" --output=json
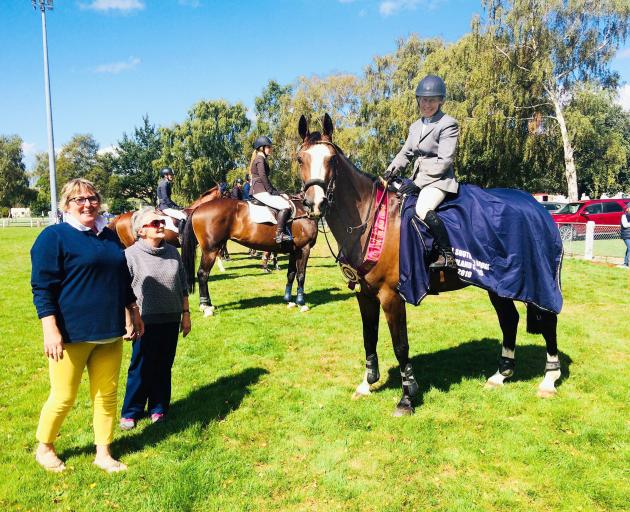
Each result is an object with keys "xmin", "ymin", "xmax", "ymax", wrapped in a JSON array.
[{"xmin": 547, "ymin": 87, "xmax": 578, "ymax": 201}]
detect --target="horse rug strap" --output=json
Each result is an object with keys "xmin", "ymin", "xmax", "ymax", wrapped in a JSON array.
[
  {"xmin": 339, "ymin": 185, "xmax": 388, "ymax": 290},
  {"xmin": 246, "ymin": 201, "xmax": 297, "ymax": 225},
  {"xmin": 398, "ymin": 184, "xmax": 564, "ymax": 314}
]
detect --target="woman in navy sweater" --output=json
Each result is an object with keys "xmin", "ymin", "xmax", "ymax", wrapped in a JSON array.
[{"xmin": 30, "ymin": 179, "xmax": 144, "ymax": 473}]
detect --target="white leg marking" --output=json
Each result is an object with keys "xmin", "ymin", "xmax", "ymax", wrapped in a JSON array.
[
  {"xmin": 352, "ymin": 371, "xmax": 371, "ymax": 399},
  {"xmin": 202, "ymin": 305, "xmax": 216, "ymax": 317},
  {"xmin": 502, "ymin": 347, "xmax": 515, "ymax": 359},
  {"xmin": 538, "ymin": 353, "xmax": 560, "ymax": 397},
  {"xmin": 485, "ymin": 370, "xmax": 507, "ymax": 388},
  {"xmin": 287, "ymin": 302, "xmax": 297, "ymax": 309},
  {"xmin": 216, "ymin": 257, "xmax": 226, "ymax": 273},
  {"xmin": 299, "ymin": 305, "xmax": 309, "ymax": 313}
]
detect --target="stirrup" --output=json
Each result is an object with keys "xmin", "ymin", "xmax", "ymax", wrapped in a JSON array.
[
  {"xmin": 429, "ymin": 251, "xmax": 456, "ymax": 270},
  {"xmin": 275, "ymin": 233, "xmax": 292, "ymax": 244}
]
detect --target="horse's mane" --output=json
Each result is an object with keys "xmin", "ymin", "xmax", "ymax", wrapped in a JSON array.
[{"xmin": 200, "ymin": 185, "xmax": 219, "ymax": 198}]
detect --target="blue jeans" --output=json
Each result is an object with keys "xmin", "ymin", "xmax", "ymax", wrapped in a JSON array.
[
  {"xmin": 121, "ymin": 322, "xmax": 179, "ymax": 419},
  {"xmin": 624, "ymin": 239, "xmax": 630, "ymax": 266}
]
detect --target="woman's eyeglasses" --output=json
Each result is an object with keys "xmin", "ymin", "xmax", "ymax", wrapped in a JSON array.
[
  {"xmin": 70, "ymin": 195, "xmax": 99, "ymax": 205},
  {"xmin": 142, "ymin": 219, "xmax": 166, "ymax": 229}
]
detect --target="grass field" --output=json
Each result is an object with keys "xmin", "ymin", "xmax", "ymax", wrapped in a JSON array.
[{"xmin": 1, "ymin": 228, "xmax": 628, "ymax": 511}]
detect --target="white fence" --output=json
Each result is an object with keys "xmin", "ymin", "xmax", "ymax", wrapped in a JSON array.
[
  {"xmin": 558, "ymin": 221, "xmax": 626, "ymax": 264},
  {"xmin": 0, "ymin": 217, "xmax": 52, "ymax": 228}
]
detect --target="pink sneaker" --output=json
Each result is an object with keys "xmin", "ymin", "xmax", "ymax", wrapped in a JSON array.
[
  {"xmin": 150, "ymin": 413, "xmax": 165, "ymax": 424},
  {"xmin": 119, "ymin": 418, "xmax": 136, "ymax": 431}
]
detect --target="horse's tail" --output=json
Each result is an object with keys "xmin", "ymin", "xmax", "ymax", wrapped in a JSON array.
[{"xmin": 181, "ymin": 211, "xmax": 198, "ymax": 293}]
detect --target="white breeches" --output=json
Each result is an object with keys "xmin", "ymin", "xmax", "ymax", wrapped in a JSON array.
[
  {"xmin": 253, "ymin": 192, "xmax": 291, "ymax": 211},
  {"xmin": 161, "ymin": 208, "xmax": 187, "ymax": 221},
  {"xmin": 415, "ymin": 186, "xmax": 447, "ymax": 220}
]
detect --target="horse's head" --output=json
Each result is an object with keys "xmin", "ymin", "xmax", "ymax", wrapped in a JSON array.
[{"xmin": 297, "ymin": 113, "xmax": 339, "ymax": 219}]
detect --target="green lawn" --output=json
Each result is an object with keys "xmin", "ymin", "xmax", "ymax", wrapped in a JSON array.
[{"xmin": 1, "ymin": 228, "xmax": 628, "ymax": 511}]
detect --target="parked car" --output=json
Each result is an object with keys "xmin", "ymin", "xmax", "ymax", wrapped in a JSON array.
[
  {"xmin": 540, "ymin": 201, "xmax": 567, "ymax": 213},
  {"xmin": 552, "ymin": 198, "xmax": 630, "ymax": 240}
]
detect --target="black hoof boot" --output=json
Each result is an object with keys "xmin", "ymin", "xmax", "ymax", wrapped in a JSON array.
[
  {"xmin": 499, "ymin": 356, "xmax": 516, "ymax": 378},
  {"xmin": 401, "ymin": 363, "xmax": 419, "ymax": 397},
  {"xmin": 393, "ymin": 395, "xmax": 415, "ymax": 417},
  {"xmin": 366, "ymin": 354, "xmax": 380, "ymax": 385},
  {"xmin": 283, "ymin": 284, "xmax": 293, "ymax": 303},
  {"xmin": 296, "ymin": 287, "xmax": 305, "ymax": 307}
]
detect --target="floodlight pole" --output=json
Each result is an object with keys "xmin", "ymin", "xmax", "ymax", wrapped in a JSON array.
[{"xmin": 34, "ymin": 0, "xmax": 58, "ymax": 223}]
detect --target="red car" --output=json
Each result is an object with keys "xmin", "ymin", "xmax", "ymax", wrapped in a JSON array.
[{"xmin": 552, "ymin": 198, "xmax": 630, "ymax": 240}]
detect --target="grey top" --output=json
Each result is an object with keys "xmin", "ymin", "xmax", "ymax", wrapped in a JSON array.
[
  {"xmin": 390, "ymin": 110, "xmax": 459, "ymax": 194},
  {"xmin": 125, "ymin": 240, "xmax": 188, "ymax": 324}
]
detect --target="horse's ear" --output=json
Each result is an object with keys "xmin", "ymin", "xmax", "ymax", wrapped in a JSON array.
[
  {"xmin": 322, "ymin": 113, "xmax": 334, "ymax": 140},
  {"xmin": 298, "ymin": 115, "xmax": 309, "ymax": 141}
]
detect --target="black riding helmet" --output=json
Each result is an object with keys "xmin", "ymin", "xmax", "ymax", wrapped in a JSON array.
[
  {"xmin": 253, "ymin": 136, "xmax": 273, "ymax": 150},
  {"xmin": 160, "ymin": 167, "xmax": 174, "ymax": 177},
  {"xmin": 415, "ymin": 75, "xmax": 446, "ymax": 98}
]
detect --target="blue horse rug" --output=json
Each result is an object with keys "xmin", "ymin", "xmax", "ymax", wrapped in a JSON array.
[{"xmin": 398, "ymin": 184, "xmax": 563, "ymax": 313}]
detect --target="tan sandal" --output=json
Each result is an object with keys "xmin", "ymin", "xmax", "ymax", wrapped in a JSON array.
[
  {"xmin": 35, "ymin": 450, "xmax": 66, "ymax": 473},
  {"xmin": 93, "ymin": 457, "xmax": 127, "ymax": 473}
]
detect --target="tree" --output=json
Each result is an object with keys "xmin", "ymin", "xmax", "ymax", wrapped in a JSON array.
[
  {"xmin": 112, "ymin": 115, "xmax": 162, "ymax": 205},
  {"xmin": 159, "ymin": 100, "xmax": 251, "ymax": 201},
  {"xmin": 481, "ymin": 0, "xmax": 630, "ymax": 200},
  {"xmin": 0, "ymin": 135, "xmax": 29, "ymax": 208}
]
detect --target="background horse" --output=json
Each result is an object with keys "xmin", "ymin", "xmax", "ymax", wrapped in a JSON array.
[
  {"xmin": 181, "ymin": 196, "xmax": 318, "ymax": 315},
  {"xmin": 108, "ymin": 185, "xmax": 222, "ymax": 249},
  {"xmin": 297, "ymin": 114, "xmax": 562, "ymax": 416}
]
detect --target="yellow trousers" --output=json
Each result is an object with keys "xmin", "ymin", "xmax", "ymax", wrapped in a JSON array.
[{"xmin": 36, "ymin": 339, "xmax": 123, "ymax": 446}]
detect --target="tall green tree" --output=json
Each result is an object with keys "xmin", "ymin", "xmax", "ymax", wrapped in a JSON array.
[
  {"xmin": 112, "ymin": 115, "xmax": 162, "ymax": 205},
  {"xmin": 0, "ymin": 135, "xmax": 29, "ymax": 208},
  {"xmin": 160, "ymin": 100, "xmax": 251, "ymax": 201},
  {"xmin": 481, "ymin": 0, "xmax": 630, "ymax": 200}
]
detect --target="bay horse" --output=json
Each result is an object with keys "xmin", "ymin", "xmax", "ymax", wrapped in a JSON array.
[
  {"xmin": 297, "ymin": 114, "xmax": 561, "ymax": 416},
  {"xmin": 108, "ymin": 185, "xmax": 223, "ymax": 249},
  {"xmin": 181, "ymin": 193, "xmax": 318, "ymax": 315}
]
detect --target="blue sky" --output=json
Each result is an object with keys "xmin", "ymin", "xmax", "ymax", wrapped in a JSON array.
[{"xmin": 1, "ymin": 0, "xmax": 629, "ymax": 169}]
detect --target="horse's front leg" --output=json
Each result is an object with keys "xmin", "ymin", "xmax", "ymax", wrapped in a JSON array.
[
  {"xmin": 485, "ymin": 292, "xmax": 518, "ymax": 388},
  {"xmin": 284, "ymin": 251, "xmax": 297, "ymax": 305},
  {"xmin": 198, "ymin": 248, "xmax": 218, "ymax": 317},
  {"xmin": 352, "ymin": 291, "xmax": 381, "ymax": 399},
  {"xmin": 294, "ymin": 245, "xmax": 311, "ymax": 312},
  {"xmin": 380, "ymin": 290, "xmax": 417, "ymax": 416}
]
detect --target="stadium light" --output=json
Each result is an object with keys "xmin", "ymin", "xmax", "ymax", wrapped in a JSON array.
[{"xmin": 33, "ymin": 0, "xmax": 58, "ymax": 223}]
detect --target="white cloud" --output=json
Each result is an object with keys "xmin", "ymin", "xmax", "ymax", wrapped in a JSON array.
[
  {"xmin": 21, "ymin": 142, "xmax": 38, "ymax": 169},
  {"xmin": 94, "ymin": 56, "xmax": 141, "ymax": 74},
  {"xmin": 379, "ymin": 0, "xmax": 443, "ymax": 16},
  {"xmin": 98, "ymin": 145, "xmax": 119, "ymax": 156},
  {"xmin": 80, "ymin": 0, "xmax": 145, "ymax": 12},
  {"xmin": 617, "ymin": 84, "xmax": 630, "ymax": 112}
]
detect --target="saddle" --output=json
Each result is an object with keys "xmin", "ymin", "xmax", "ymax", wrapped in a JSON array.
[
  {"xmin": 246, "ymin": 199, "xmax": 297, "ymax": 225},
  {"xmin": 156, "ymin": 210, "xmax": 184, "ymax": 233}
]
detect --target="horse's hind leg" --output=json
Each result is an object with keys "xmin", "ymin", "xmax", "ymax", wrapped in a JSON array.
[
  {"xmin": 352, "ymin": 291, "xmax": 380, "ymax": 399},
  {"xmin": 198, "ymin": 248, "xmax": 219, "ymax": 317},
  {"xmin": 486, "ymin": 291, "xmax": 519, "ymax": 388},
  {"xmin": 528, "ymin": 305, "xmax": 561, "ymax": 397}
]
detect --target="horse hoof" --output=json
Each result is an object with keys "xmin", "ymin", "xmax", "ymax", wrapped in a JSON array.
[
  {"xmin": 485, "ymin": 379, "xmax": 503, "ymax": 389},
  {"xmin": 537, "ymin": 388, "xmax": 557, "ymax": 398},
  {"xmin": 299, "ymin": 305, "xmax": 309, "ymax": 313},
  {"xmin": 393, "ymin": 405, "xmax": 415, "ymax": 417},
  {"xmin": 287, "ymin": 302, "xmax": 296, "ymax": 309},
  {"xmin": 352, "ymin": 390, "xmax": 370, "ymax": 400},
  {"xmin": 203, "ymin": 306, "xmax": 215, "ymax": 317},
  {"xmin": 262, "ymin": 268, "xmax": 272, "ymax": 274}
]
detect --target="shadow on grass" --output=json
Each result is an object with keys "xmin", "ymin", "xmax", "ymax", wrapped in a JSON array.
[
  {"xmin": 215, "ymin": 287, "xmax": 353, "ymax": 312},
  {"xmin": 59, "ymin": 367, "xmax": 268, "ymax": 459},
  {"xmin": 380, "ymin": 338, "xmax": 573, "ymax": 406}
]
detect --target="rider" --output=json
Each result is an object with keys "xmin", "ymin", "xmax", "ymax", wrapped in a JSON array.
[
  {"xmin": 230, "ymin": 178, "xmax": 244, "ymax": 200},
  {"xmin": 249, "ymin": 136, "xmax": 293, "ymax": 244},
  {"xmin": 384, "ymin": 74, "xmax": 459, "ymax": 269},
  {"xmin": 156, "ymin": 167, "xmax": 187, "ymax": 240}
]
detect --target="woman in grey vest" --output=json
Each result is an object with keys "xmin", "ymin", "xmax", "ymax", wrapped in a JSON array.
[{"xmin": 384, "ymin": 74, "xmax": 458, "ymax": 269}]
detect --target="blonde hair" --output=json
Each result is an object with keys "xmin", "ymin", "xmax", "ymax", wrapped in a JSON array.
[
  {"xmin": 59, "ymin": 179, "xmax": 101, "ymax": 211},
  {"xmin": 249, "ymin": 149, "xmax": 265, "ymax": 169}
]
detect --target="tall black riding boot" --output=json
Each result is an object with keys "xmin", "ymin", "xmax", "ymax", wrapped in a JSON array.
[
  {"xmin": 423, "ymin": 210, "xmax": 456, "ymax": 269},
  {"xmin": 275, "ymin": 209, "xmax": 293, "ymax": 244},
  {"xmin": 178, "ymin": 218, "xmax": 186, "ymax": 246}
]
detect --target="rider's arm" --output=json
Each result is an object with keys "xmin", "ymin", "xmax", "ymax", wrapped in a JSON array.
[
  {"xmin": 256, "ymin": 158, "xmax": 275, "ymax": 194},
  {"xmin": 388, "ymin": 123, "xmax": 418, "ymax": 175}
]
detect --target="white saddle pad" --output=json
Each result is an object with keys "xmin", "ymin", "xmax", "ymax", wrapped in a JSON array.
[
  {"xmin": 161, "ymin": 215, "xmax": 179, "ymax": 233},
  {"xmin": 246, "ymin": 201, "xmax": 297, "ymax": 225},
  {"xmin": 247, "ymin": 203, "xmax": 277, "ymax": 224}
]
